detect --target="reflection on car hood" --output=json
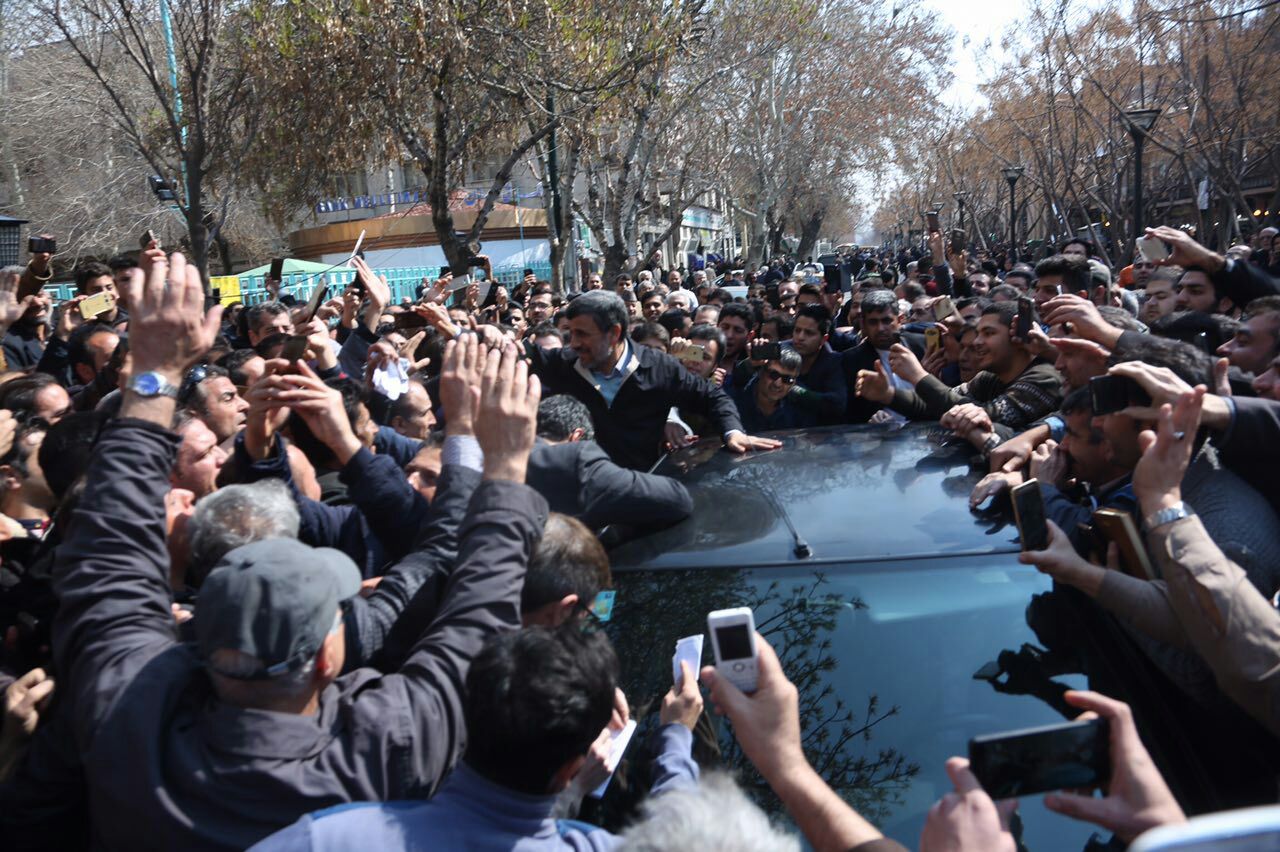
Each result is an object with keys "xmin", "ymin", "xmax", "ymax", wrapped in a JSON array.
[{"xmin": 609, "ymin": 423, "xmax": 1018, "ymax": 570}]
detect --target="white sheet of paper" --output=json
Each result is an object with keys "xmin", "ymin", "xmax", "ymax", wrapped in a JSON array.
[
  {"xmin": 588, "ymin": 719, "xmax": 637, "ymax": 798},
  {"xmin": 672, "ymin": 634, "xmax": 704, "ymax": 687}
]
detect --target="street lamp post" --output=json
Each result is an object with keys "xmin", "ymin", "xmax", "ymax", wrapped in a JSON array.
[
  {"xmin": 1001, "ymin": 166, "xmax": 1025, "ymax": 254},
  {"xmin": 1124, "ymin": 107, "xmax": 1162, "ymax": 256}
]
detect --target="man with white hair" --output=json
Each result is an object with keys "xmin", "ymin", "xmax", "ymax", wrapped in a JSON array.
[{"xmin": 667, "ymin": 289, "xmax": 698, "ymax": 314}]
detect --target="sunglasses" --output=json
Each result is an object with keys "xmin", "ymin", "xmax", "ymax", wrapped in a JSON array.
[
  {"xmin": 764, "ymin": 368, "xmax": 797, "ymax": 385},
  {"xmin": 177, "ymin": 363, "xmax": 210, "ymax": 405}
]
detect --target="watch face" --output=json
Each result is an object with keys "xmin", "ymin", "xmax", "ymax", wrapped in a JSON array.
[{"xmin": 134, "ymin": 373, "xmax": 160, "ymax": 395}]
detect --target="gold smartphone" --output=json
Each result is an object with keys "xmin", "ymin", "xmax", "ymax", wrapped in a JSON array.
[
  {"xmin": 925, "ymin": 327, "xmax": 941, "ymax": 355},
  {"xmin": 1092, "ymin": 508, "xmax": 1155, "ymax": 580},
  {"xmin": 79, "ymin": 291, "xmax": 116, "ymax": 319},
  {"xmin": 677, "ymin": 343, "xmax": 706, "ymax": 363}
]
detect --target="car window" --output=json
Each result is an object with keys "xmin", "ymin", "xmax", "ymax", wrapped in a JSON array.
[{"xmin": 603, "ymin": 555, "xmax": 1095, "ymax": 849}]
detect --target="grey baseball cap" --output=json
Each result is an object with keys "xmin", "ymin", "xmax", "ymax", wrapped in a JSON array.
[
  {"xmin": 196, "ymin": 538, "xmax": 361, "ymax": 679},
  {"xmin": 1088, "ymin": 259, "xmax": 1112, "ymax": 287}
]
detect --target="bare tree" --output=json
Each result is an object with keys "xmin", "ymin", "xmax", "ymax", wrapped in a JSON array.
[{"xmin": 36, "ymin": 0, "xmax": 261, "ymax": 281}]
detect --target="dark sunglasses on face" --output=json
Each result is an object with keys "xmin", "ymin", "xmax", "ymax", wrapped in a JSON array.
[{"xmin": 764, "ymin": 368, "xmax": 797, "ymax": 385}]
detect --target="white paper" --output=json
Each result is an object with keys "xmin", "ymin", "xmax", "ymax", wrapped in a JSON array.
[
  {"xmin": 371, "ymin": 357, "xmax": 411, "ymax": 401},
  {"xmin": 588, "ymin": 719, "xmax": 637, "ymax": 798},
  {"xmin": 672, "ymin": 634, "xmax": 704, "ymax": 687}
]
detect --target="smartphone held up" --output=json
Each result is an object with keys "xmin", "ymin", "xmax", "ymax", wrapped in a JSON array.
[
  {"xmin": 707, "ymin": 607, "xmax": 759, "ymax": 694},
  {"xmin": 969, "ymin": 717, "xmax": 1110, "ymax": 799}
]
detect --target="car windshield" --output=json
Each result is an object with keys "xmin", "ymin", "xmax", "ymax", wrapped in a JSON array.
[{"xmin": 604, "ymin": 557, "xmax": 1095, "ymax": 849}]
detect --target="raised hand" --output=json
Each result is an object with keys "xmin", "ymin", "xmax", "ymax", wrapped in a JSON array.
[
  {"xmin": 660, "ymin": 661, "xmax": 704, "ymax": 730},
  {"xmin": 1018, "ymin": 520, "xmax": 1106, "ymax": 596},
  {"xmin": 121, "ymin": 251, "xmax": 223, "ymax": 385},
  {"xmin": 438, "ymin": 336, "xmax": 483, "ymax": 436},
  {"xmin": 0, "ymin": 270, "xmax": 36, "ymax": 337},
  {"xmin": 241, "ymin": 359, "xmax": 294, "ymax": 460},
  {"xmin": 415, "ymin": 301, "xmax": 460, "ymax": 338},
  {"xmin": 889, "ymin": 342, "xmax": 928, "ymax": 385},
  {"xmin": 1041, "ymin": 294, "xmax": 1121, "ymax": 349},
  {"xmin": 920, "ymin": 758, "xmax": 1017, "ymax": 852},
  {"xmin": 1044, "ymin": 691, "xmax": 1186, "ymax": 842},
  {"xmin": 277, "ymin": 361, "xmax": 363, "ymax": 465},
  {"xmin": 1132, "ymin": 386, "xmax": 1205, "ymax": 518},
  {"xmin": 1146, "ymin": 226, "xmax": 1223, "ymax": 275},
  {"xmin": 1028, "ymin": 439, "xmax": 1068, "ymax": 489},
  {"xmin": 855, "ymin": 361, "xmax": 893, "ymax": 404},
  {"xmin": 474, "ymin": 343, "xmax": 541, "ymax": 482}
]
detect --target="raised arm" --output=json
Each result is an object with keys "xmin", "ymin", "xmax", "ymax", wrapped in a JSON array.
[
  {"xmin": 341, "ymin": 337, "xmax": 487, "ymax": 667},
  {"xmin": 355, "ymin": 342, "xmax": 549, "ymax": 797},
  {"xmin": 1133, "ymin": 387, "xmax": 1280, "ymax": 737},
  {"xmin": 53, "ymin": 251, "xmax": 223, "ymax": 739}
]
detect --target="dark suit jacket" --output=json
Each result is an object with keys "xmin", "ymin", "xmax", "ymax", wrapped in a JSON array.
[
  {"xmin": 840, "ymin": 332, "xmax": 927, "ymax": 423},
  {"xmin": 528, "ymin": 440, "xmax": 693, "ymax": 529},
  {"xmin": 526, "ymin": 342, "xmax": 744, "ymax": 470},
  {"xmin": 1218, "ymin": 396, "xmax": 1280, "ymax": 514}
]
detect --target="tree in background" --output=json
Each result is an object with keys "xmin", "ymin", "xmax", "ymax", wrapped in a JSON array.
[{"xmin": 31, "ymin": 0, "xmax": 261, "ymax": 282}]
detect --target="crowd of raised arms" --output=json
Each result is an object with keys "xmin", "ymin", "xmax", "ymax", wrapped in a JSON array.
[{"xmin": 0, "ymin": 221, "xmax": 1277, "ymax": 851}]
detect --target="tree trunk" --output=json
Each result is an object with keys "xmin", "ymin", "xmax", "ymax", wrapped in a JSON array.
[
  {"xmin": 215, "ymin": 232, "xmax": 233, "ymax": 276},
  {"xmin": 186, "ymin": 177, "xmax": 212, "ymax": 291},
  {"xmin": 795, "ymin": 210, "xmax": 825, "ymax": 261},
  {"xmin": 601, "ymin": 240, "xmax": 629, "ymax": 283}
]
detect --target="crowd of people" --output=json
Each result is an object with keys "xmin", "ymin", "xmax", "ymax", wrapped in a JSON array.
[{"xmin": 0, "ymin": 218, "xmax": 1276, "ymax": 850}]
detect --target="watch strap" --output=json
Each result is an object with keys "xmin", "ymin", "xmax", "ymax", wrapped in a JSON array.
[{"xmin": 1143, "ymin": 501, "xmax": 1194, "ymax": 534}]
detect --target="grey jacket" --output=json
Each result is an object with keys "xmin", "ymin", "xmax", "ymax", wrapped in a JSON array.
[{"xmin": 52, "ymin": 417, "xmax": 548, "ymax": 850}]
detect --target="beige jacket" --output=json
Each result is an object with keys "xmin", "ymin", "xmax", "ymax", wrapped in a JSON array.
[{"xmin": 1096, "ymin": 515, "xmax": 1280, "ymax": 737}]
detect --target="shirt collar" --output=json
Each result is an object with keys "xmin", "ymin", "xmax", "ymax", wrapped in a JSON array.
[{"xmin": 595, "ymin": 339, "xmax": 633, "ymax": 379}]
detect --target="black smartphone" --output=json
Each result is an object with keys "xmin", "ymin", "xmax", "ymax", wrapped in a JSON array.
[
  {"xmin": 268, "ymin": 257, "xmax": 285, "ymax": 282},
  {"xmin": 1010, "ymin": 479, "xmax": 1049, "ymax": 552},
  {"xmin": 1016, "ymin": 296, "xmax": 1035, "ymax": 339},
  {"xmin": 926, "ymin": 211, "xmax": 940, "ymax": 232},
  {"xmin": 280, "ymin": 334, "xmax": 309, "ymax": 363},
  {"xmin": 350, "ymin": 274, "xmax": 366, "ymax": 298},
  {"xmin": 394, "ymin": 311, "xmax": 428, "ymax": 331},
  {"xmin": 300, "ymin": 283, "xmax": 329, "ymax": 324},
  {"xmin": 753, "ymin": 341, "xmax": 782, "ymax": 361},
  {"xmin": 1089, "ymin": 375, "xmax": 1153, "ymax": 416},
  {"xmin": 28, "ymin": 236, "xmax": 56, "ymax": 254},
  {"xmin": 950, "ymin": 229, "xmax": 965, "ymax": 254},
  {"xmin": 969, "ymin": 718, "xmax": 1109, "ymax": 799}
]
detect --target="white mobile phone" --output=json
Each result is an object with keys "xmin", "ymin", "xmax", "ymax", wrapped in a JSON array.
[
  {"xmin": 1136, "ymin": 235, "xmax": 1169, "ymax": 263},
  {"xmin": 707, "ymin": 607, "xmax": 759, "ymax": 694}
]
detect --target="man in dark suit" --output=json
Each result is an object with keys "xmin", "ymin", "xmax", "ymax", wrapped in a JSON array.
[
  {"xmin": 529, "ymin": 395, "xmax": 692, "ymax": 529},
  {"xmin": 524, "ymin": 291, "xmax": 779, "ymax": 470},
  {"xmin": 840, "ymin": 288, "xmax": 926, "ymax": 423}
]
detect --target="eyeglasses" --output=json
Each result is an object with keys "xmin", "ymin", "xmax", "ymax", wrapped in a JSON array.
[{"xmin": 764, "ymin": 368, "xmax": 797, "ymax": 385}]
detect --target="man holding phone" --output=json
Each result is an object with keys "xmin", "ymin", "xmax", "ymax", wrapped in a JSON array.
[{"xmin": 864, "ymin": 302, "xmax": 1063, "ymax": 446}]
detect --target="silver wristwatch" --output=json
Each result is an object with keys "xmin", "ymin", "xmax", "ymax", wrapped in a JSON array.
[
  {"xmin": 1143, "ymin": 501, "xmax": 1194, "ymax": 533},
  {"xmin": 128, "ymin": 371, "xmax": 180, "ymax": 399}
]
